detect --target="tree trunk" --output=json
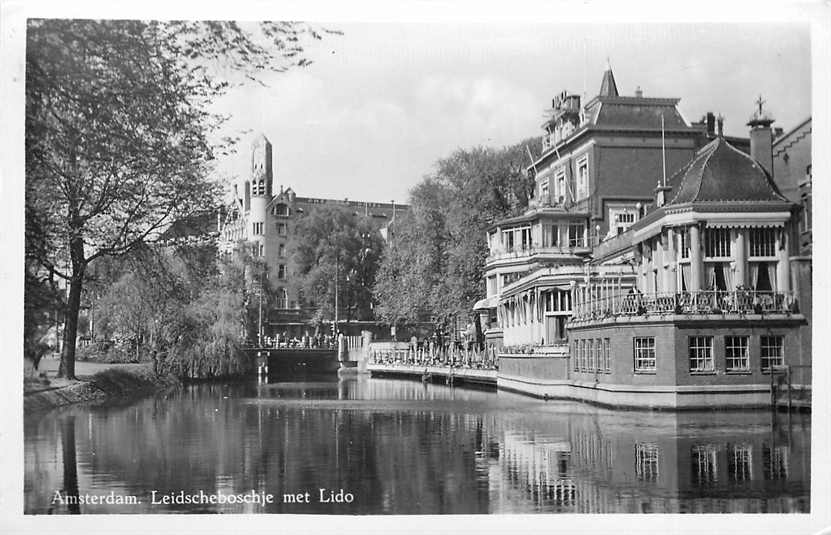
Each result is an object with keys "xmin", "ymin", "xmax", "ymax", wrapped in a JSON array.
[{"xmin": 58, "ymin": 237, "xmax": 86, "ymax": 380}]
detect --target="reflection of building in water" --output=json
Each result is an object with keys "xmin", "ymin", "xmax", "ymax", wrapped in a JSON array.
[{"xmin": 482, "ymin": 407, "xmax": 810, "ymax": 513}]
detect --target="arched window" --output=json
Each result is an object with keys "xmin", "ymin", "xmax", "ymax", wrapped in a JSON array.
[{"xmin": 276, "ymin": 288, "xmax": 288, "ymax": 309}]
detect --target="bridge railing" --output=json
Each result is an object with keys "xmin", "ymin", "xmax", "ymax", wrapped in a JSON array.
[{"xmin": 369, "ymin": 344, "xmax": 499, "ymax": 370}]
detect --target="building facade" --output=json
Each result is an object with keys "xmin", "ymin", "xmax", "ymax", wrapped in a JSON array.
[
  {"xmin": 481, "ymin": 73, "xmax": 811, "ymax": 409},
  {"xmin": 218, "ymin": 134, "xmax": 405, "ymax": 340},
  {"xmin": 476, "ymin": 68, "xmax": 709, "ymax": 355}
]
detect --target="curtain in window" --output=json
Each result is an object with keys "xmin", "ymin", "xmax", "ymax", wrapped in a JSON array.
[
  {"xmin": 766, "ymin": 263, "xmax": 776, "ymax": 292},
  {"xmin": 724, "ymin": 263, "xmax": 734, "ymax": 290},
  {"xmin": 680, "ymin": 263, "xmax": 691, "ymax": 292},
  {"xmin": 705, "ymin": 264, "xmax": 716, "ymax": 290},
  {"xmin": 751, "ymin": 263, "xmax": 760, "ymax": 290}
]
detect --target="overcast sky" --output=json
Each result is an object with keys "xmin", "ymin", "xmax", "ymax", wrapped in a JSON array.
[{"xmin": 211, "ymin": 22, "xmax": 811, "ymax": 204}]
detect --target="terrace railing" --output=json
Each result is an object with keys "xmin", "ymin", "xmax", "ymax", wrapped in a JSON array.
[{"xmin": 573, "ymin": 290, "xmax": 797, "ymax": 321}]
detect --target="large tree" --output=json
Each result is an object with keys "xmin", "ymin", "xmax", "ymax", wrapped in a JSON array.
[
  {"xmin": 25, "ymin": 19, "xmax": 331, "ymax": 379},
  {"xmin": 289, "ymin": 205, "xmax": 385, "ymax": 325},
  {"xmin": 374, "ymin": 138, "xmax": 541, "ymax": 329}
]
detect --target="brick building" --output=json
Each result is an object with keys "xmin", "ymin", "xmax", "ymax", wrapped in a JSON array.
[
  {"xmin": 218, "ymin": 134, "xmax": 406, "ymax": 340},
  {"xmin": 482, "ymin": 72, "xmax": 811, "ymax": 409},
  {"xmin": 476, "ymin": 68, "xmax": 710, "ymax": 354}
]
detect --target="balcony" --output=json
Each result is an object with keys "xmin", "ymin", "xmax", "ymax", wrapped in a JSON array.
[
  {"xmin": 572, "ymin": 290, "xmax": 798, "ymax": 322},
  {"xmin": 487, "ymin": 245, "xmax": 589, "ymax": 263}
]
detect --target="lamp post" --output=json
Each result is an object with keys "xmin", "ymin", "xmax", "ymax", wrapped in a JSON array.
[
  {"xmin": 257, "ymin": 267, "xmax": 265, "ymax": 347},
  {"xmin": 333, "ymin": 254, "xmax": 339, "ymax": 339}
]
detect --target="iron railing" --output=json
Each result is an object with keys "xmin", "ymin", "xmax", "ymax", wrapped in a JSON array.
[{"xmin": 573, "ymin": 290, "xmax": 797, "ymax": 320}]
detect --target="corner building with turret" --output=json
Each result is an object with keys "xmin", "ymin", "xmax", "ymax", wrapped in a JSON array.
[{"xmin": 218, "ymin": 134, "xmax": 406, "ymax": 340}]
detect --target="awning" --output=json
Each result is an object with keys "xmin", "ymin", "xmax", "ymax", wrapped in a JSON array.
[
  {"xmin": 706, "ymin": 221, "xmax": 785, "ymax": 229},
  {"xmin": 473, "ymin": 295, "xmax": 499, "ymax": 311}
]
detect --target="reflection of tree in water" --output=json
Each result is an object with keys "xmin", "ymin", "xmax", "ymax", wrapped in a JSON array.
[
  {"xmin": 60, "ymin": 415, "xmax": 80, "ymax": 514},
  {"xmin": 24, "ymin": 384, "xmax": 811, "ymax": 515}
]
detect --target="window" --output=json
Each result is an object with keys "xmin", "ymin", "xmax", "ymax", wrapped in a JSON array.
[
  {"xmin": 603, "ymin": 338, "xmax": 611, "ymax": 373},
  {"xmin": 278, "ymin": 264, "xmax": 286, "ymax": 280},
  {"xmin": 576, "ymin": 157, "xmax": 589, "ymax": 200},
  {"xmin": 568, "ymin": 223, "xmax": 585, "ymax": 248},
  {"xmin": 688, "ymin": 336, "xmax": 714, "ymax": 372},
  {"xmin": 615, "ymin": 211, "xmax": 636, "ymax": 235},
  {"xmin": 691, "ymin": 444, "xmax": 718, "ymax": 487},
  {"xmin": 548, "ymin": 225, "xmax": 560, "ymax": 247},
  {"xmin": 274, "ymin": 203, "xmax": 289, "ymax": 216},
  {"xmin": 801, "ymin": 200, "xmax": 811, "ymax": 233},
  {"xmin": 763, "ymin": 444, "xmax": 788, "ymax": 480},
  {"xmin": 587, "ymin": 339, "xmax": 595, "ymax": 371},
  {"xmin": 749, "ymin": 228, "xmax": 776, "ymax": 258},
  {"xmin": 278, "ymin": 244, "xmax": 286, "ymax": 258},
  {"xmin": 539, "ymin": 180, "xmax": 549, "ymax": 202},
  {"xmin": 704, "ymin": 228, "xmax": 731, "ymax": 258},
  {"xmin": 504, "ymin": 231, "xmax": 515, "ymax": 251},
  {"xmin": 678, "ymin": 227, "xmax": 691, "ymax": 259},
  {"xmin": 728, "ymin": 444, "xmax": 752, "ymax": 482},
  {"xmin": 761, "ymin": 335, "xmax": 784, "ymax": 369},
  {"xmin": 725, "ymin": 336, "xmax": 749, "ymax": 372},
  {"xmin": 634, "ymin": 337, "xmax": 656, "ymax": 372},
  {"xmin": 573, "ymin": 340, "xmax": 581, "ymax": 372},
  {"xmin": 276, "ymin": 288, "xmax": 288, "ymax": 309},
  {"xmin": 635, "ymin": 443, "xmax": 660, "ymax": 482},
  {"xmin": 520, "ymin": 227, "xmax": 531, "ymax": 250},
  {"xmin": 252, "ymin": 222, "xmax": 263, "ymax": 235},
  {"xmin": 555, "ymin": 169, "xmax": 566, "ymax": 203},
  {"xmin": 276, "ymin": 223, "xmax": 287, "ymax": 236}
]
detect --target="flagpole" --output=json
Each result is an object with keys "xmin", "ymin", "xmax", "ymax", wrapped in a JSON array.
[{"xmin": 661, "ymin": 113, "xmax": 667, "ymax": 187}]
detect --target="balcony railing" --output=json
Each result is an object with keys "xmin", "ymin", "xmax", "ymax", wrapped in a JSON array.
[
  {"xmin": 572, "ymin": 290, "xmax": 798, "ymax": 321},
  {"xmin": 487, "ymin": 245, "xmax": 588, "ymax": 262}
]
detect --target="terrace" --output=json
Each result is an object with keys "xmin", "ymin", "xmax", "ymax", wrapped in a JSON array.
[{"xmin": 572, "ymin": 289, "xmax": 798, "ymax": 322}]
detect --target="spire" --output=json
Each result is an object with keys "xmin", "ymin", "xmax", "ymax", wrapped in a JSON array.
[{"xmin": 598, "ymin": 65, "xmax": 619, "ymax": 97}]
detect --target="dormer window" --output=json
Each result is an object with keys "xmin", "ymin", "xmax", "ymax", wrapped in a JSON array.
[{"xmin": 273, "ymin": 203, "xmax": 290, "ymax": 217}]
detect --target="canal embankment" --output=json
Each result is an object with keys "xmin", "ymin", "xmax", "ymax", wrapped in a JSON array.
[{"xmin": 24, "ymin": 360, "xmax": 180, "ymax": 413}]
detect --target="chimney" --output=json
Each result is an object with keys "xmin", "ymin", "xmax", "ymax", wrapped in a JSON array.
[
  {"xmin": 747, "ymin": 96, "xmax": 774, "ymax": 177},
  {"xmin": 705, "ymin": 112, "xmax": 715, "ymax": 137},
  {"xmin": 635, "ymin": 86, "xmax": 643, "ymax": 98},
  {"xmin": 655, "ymin": 182, "xmax": 672, "ymax": 208}
]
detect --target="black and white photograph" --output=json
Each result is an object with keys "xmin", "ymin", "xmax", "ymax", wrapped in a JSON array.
[{"xmin": 2, "ymin": 1, "xmax": 830, "ymax": 533}]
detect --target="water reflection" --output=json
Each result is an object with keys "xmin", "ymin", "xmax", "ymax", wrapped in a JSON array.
[{"xmin": 24, "ymin": 377, "xmax": 810, "ymax": 514}]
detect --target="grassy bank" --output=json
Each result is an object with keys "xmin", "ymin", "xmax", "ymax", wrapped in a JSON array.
[{"xmin": 24, "ymin": 362, "xmax": 180, "ymax": 413}]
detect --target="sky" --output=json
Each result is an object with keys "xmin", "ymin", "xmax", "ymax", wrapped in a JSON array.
[{"xmin": 211, "ymin": 22, "xmax": 811, "ymax": 204}]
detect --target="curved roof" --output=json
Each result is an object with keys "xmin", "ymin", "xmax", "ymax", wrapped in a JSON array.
[{"xmin": 668, "ymin": 137, "xmax": 789, "ymax": 205}]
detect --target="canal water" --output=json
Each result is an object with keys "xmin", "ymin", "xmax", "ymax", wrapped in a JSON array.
[{"xmin": 24, "ymin": 376, "xmax": 810, "ymax": 514}]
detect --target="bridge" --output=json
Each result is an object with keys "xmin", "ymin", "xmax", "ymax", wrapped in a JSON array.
[{"xmin": 246, "ymin": 335, "xmax": 366, "ymax": 378}]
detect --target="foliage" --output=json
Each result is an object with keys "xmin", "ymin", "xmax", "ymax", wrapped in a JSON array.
[
  {"xmin": 23, "ymin": 260, "xmax": 63, "ymax": 370},
  {"xmin": 90, "ymin": 242, "xmax": 262, "ymax": 378},
  {"xmin": 289, "ymin": 204, "xmax": 385, "ymax": 324},
  {"xmin": 374, "ymin": 138, "xmax": 541, "ymax": 328},
  {"xmin": 25, "ymin": 19, "xmax": 331, "ymax": 378}
]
